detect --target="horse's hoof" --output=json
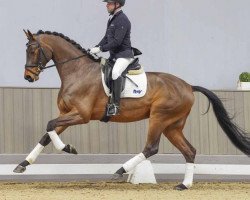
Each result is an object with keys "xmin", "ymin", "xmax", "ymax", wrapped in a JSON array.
[
  {"xmin": 111, "ymin": 173, "xmax": 124, "ymax": 182},
  {"xmin": 13, "ymin": 165, "xmax": 26, "ymax": 173},
  {"xmin": 69, "ymin": 145, "xmax": 78, "ymax": 155},
  {"xmin": 174, "ymin": 183, "xmax": 189, "ymax": 191},
  {"xmin": 63, "ymin": 144, "xmax": 78, "ymax": 155}
]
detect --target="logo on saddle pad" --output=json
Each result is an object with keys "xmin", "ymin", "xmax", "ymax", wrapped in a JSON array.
[{"xmin": 133, "ymin": 89, "xmax": 142, "ymax": 94}]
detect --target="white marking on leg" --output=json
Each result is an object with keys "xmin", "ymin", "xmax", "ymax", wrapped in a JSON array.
[
  {"xmin": 48, "ymin": 130, "xmax": 65, "ymax": 151},
  {"xmin": 123, "ymin": 153, "xmax": 146, "ymax": 172},
  {"xmin": 182, "ymin": 163, "xmax": 195, "ymax": 188},
  {"xmin": 25, "ymin": 143, "xmax": 44, "ymax": 164}
]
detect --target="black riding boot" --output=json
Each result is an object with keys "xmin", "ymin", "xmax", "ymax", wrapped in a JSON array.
[{"xmin": 107, "ymin": 77, "xmax": 123, "ymax": 116}]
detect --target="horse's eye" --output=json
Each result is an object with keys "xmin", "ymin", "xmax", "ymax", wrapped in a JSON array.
[{"xmin": 29, "ymin": 48, "xmax": 36, "ymax": 54}]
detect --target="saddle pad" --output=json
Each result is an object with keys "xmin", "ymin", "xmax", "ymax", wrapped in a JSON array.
[{"xmin": 101, "ymin": 70, "xmax": 147, "ymax": 98}]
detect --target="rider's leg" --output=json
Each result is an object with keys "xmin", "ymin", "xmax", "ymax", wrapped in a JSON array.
[
  {"xmin": 112, "ymin": 76, "xmax": 123, "ymax": 106},
  {"xmin": 108, "ymin": 58, "xmax": 133, "ymax": 116},
  {"xmin": 112, "ymin": 58, "xmax": 133, "ymax": 80}
]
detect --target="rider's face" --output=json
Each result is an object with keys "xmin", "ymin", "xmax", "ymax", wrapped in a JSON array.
[{"xmin": 106, "ymin": 2, "xmax": 116, "ymax": 13}]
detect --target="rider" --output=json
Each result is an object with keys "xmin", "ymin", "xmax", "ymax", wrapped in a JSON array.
[{"xmin": 90, "ymin": 0, "xmax": 134, "ymax": 116}]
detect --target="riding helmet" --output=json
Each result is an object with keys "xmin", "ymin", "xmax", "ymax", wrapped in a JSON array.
[{"xmin": 103, "ymin": 0, "xmax": 125, "ymax": 6}]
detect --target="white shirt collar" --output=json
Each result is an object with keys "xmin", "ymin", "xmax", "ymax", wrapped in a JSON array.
[
  {"xmin": 109, "ymin": 8, "xmax": 122, "ymax": 20},
  {"xmin": 114, "ymin": 8, "xmax": 122, "ymax": 15}
]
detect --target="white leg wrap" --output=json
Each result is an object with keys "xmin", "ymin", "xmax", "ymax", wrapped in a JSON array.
[
  {"xmin": 123, "ymin": 153, "xmax": 146, "ymax": 172},
  {"xmin": 182, "ymin": 163, "xmax": 195, "ymax": 188},
  {"xmin": 25, "ymin": 143, "xmax": 44, "ymax": 164},
  {"xmin": 48, "ymin": 130, "xmax": 65, "ymax": 151}
]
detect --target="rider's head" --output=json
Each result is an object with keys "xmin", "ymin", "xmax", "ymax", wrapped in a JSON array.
[{"xmin": 103, "ymin": 0, "xmax": 125, "ymax": 14}]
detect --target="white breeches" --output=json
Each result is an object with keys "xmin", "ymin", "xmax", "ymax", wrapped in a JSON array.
[{"xmin": 112, "ymin": 58, "xmax": 134, "ymax": 80}]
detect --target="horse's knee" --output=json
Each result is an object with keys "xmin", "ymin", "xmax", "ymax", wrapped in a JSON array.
[
  {"xmin": 46, "ymin": 119, "xmax": 57, "ymax": 132},
  {"xmin": 143, "ymin": 145, "xmax": 159, "ymax": 158}
]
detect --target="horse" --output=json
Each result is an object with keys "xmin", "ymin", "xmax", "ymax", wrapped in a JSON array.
[{"xmin": 14, "ymin": 30, "xmax": 250, "ymax": 190}]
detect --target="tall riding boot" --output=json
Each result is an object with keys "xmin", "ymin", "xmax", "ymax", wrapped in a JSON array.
[{"xmin": 107, "ymin": 76, "xmax": 123, "ymax": 116}]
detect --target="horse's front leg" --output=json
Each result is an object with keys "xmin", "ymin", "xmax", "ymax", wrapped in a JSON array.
[{"xmin": 13, "ymin": 111, "xmax": 84, "ymax": 173}]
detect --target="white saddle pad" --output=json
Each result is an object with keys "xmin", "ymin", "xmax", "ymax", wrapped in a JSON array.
[{"xmin": 101, "ymin": 70, "xmax": 147, "ymax": 98}]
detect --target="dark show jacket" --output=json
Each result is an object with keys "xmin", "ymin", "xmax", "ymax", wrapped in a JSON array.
[{"xmin": 98, "ymin": 10, "xmax": 134, "ymax": 59}]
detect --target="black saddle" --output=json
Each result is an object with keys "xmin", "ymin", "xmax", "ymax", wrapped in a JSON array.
[{"xmin": 102, "ymin": 58, "xmax": 142, "ymax": 92}]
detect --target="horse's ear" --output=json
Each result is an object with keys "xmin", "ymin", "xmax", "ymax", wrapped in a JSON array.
[
  {"xmin": 23, "ymin": 29, "xmax": 29, "ymax": 39},
  {"xmin": 25, "ymin": 29, "xmax": 35, "ymax": 41}
]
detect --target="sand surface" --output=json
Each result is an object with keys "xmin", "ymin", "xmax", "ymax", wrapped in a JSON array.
[{"xmin": 0, "ymin": 182, "xmax": 249, "ymax": 200}]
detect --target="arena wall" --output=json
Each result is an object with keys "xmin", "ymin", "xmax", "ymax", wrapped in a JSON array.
[{"xmin": 0, "ymin": 88, "xmax": 249, "ymax": 155}]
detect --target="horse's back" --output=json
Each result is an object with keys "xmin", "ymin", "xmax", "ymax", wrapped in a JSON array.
[
  {"xmin": 146, "ymin": 71, "xmax": 192, "ymax": 91},
  {"xmin": 145, "ymin": 72, "xmax": 194, "ymax": 111}
]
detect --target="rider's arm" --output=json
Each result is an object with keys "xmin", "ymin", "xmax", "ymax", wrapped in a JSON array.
[{"xmin": 97, "ymin": 35, "xmax": 107, "ymax": 47}]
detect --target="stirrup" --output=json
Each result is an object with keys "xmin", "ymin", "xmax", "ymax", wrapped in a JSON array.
[{"xmin": 107, "ymin": 104, "xmax": 120, "ymax": 116}]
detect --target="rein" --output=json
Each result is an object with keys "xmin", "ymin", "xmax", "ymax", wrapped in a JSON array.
[
  {"xmin": 40, "ymin": 54, "xmax": 88, "ymax": 70},
  {"xmin": 40, "ymin": 51, "xmax": 100, "ymax": 70}
]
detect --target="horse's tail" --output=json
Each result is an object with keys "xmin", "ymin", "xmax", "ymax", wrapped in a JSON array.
[{"xmin": 192, "ymin": 85, "xmax": 250, "ymax": 156}]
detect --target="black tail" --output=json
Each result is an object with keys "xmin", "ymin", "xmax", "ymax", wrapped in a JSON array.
[{"xmin": 192, "ymin": 86, "xmax": 250, "ymax": 156}]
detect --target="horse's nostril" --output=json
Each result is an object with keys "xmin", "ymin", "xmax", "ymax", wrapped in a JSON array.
[
  {"xmin": 25, "ymin": 75, "xmax": 31, "ymax": 80},
  {"xmin": 24, "ymin": 75, "xmax": 34, "ymax": 82}
]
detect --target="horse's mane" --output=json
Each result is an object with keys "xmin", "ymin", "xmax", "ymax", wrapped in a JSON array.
[{"xmin": 36, "ymin": 30, "xmax": 100, "ymax": 62}]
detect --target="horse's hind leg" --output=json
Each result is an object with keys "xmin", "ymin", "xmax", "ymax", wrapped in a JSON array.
[
  {"xmin": 163, "ymin": 119, "xmax": 196, "ymax": 190},
  {"xmin": 113, "ymin": 119, "xmax": 163, "ymax": 179}
]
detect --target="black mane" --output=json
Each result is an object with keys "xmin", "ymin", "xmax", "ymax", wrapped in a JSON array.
[{"xmin": 36, "ymin": 30, "xmax": 100, "ymax": 62}]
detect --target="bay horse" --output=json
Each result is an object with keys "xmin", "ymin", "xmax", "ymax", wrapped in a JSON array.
[{"xmin": 14, "ymin": 30, "xmax": 250, "ymax": 190}]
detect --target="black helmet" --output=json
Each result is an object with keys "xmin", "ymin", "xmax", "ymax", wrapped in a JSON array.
[{"xmin": 103, "ymin": 0, "xmax": 125, "ymax": 6}]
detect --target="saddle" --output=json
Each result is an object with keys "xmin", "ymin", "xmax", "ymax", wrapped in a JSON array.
[
  {"xmin": 101, "ymin": 57, "xmax": 143, "ymax": 92},
  {"xmin": 100, "ymin": 48, "xmax": 146, "ymax": 122}
]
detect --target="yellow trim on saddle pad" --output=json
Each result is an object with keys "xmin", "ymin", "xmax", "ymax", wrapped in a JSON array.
[{"xmin": 128, "ymin": 67, "xmax": 144, "ymax": 75}]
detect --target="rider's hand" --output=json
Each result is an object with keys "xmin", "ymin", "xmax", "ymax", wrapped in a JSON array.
[{"xmin": 90, "ymin": 47, "xmax": 101, "ymax": 54}]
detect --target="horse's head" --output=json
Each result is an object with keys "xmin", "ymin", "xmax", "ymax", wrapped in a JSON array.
[{"xmin": 24, "ymin": 30, "xmax": 52, "ymax": 82}]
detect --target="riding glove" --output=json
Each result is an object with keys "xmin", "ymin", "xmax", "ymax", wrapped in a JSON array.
[{"xmin": 90, "ymin": 47, "xmax": 101, "ymax": 54}]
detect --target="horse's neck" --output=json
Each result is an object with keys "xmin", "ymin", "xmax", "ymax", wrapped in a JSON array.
[
  {"xmin": 48, "ymin": 36, "xmax": 80, "ymax": 62},
  {"xmin": 44, "ymin": 35, "xmax": 96, "ymax": 84}
]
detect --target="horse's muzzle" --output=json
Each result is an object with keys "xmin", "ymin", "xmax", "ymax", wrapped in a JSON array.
[{"xmin": 24, "ymin": 75, "xmax": 34, "ymax": 82}]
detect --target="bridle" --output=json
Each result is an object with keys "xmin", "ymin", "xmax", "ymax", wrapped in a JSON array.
[
  {"xmin": 25, "ymin": 38, "xmax": 51, "ymax": 76},
  {"xmin": 24, "ymin": 37, "xmax": 94, "ymax": 77}
]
